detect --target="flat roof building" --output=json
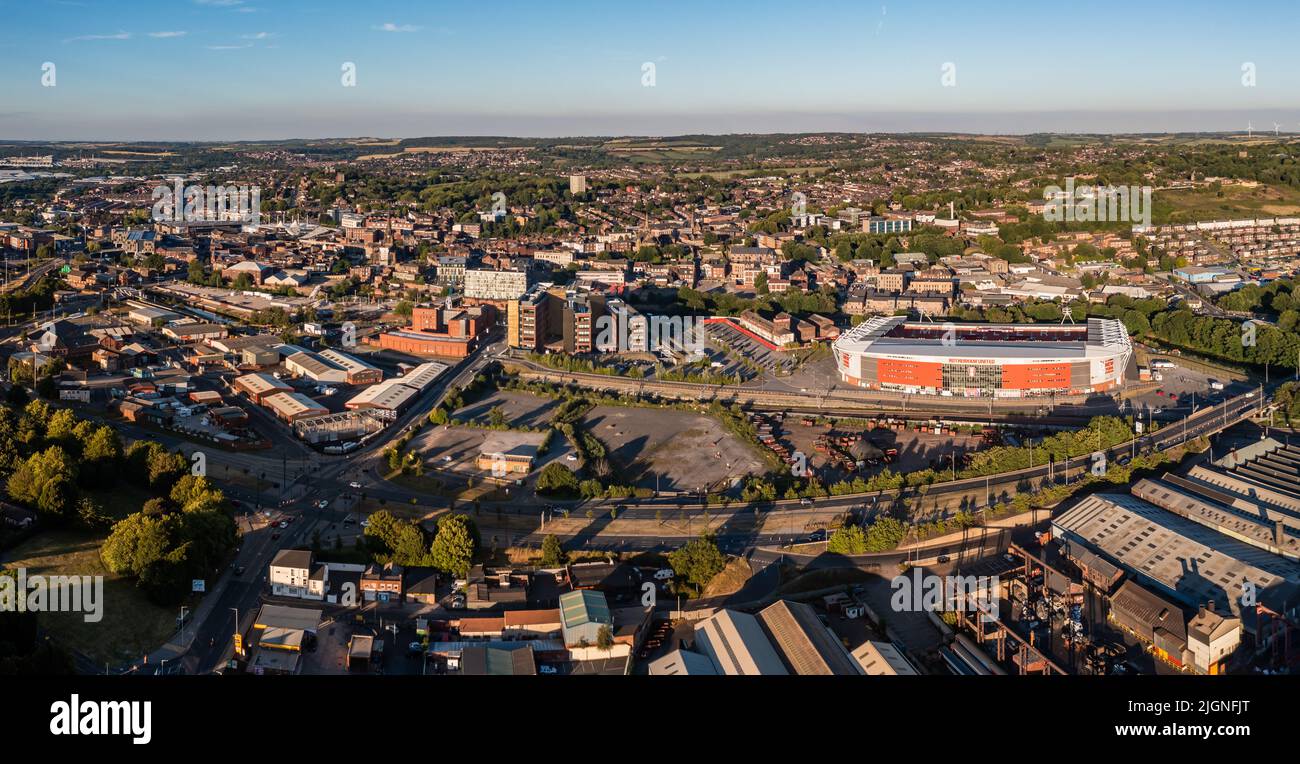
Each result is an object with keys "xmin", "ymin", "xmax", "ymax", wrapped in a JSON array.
[
  {"xmin": 647, "ymin": 649, "xmax": 719, "ymax": 676},
  {"xmin": 285, "ymin": 349, "xmax": 382, "ymax": 385},
  {"xmin": 262, "ymin": 391, "xmax": 329, "ymax": 423},
  {"xmin": 851, "ymin": 641, "xmax": 920, "ymax": 675},
  {"xmin": 233, "ymin": 372, "xmax": 292, "ymax": 402},
  {"xmin": 344, "ymin": 380, "xmax": 418, "ymax": 418},
  {"xmin": 1052, "ymin": 493, "xmax": 1300, "ymax": 624}
]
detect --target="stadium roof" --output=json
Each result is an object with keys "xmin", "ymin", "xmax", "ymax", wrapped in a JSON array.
[{"xmin": 834, "ymin": 316, "xmax": 1131, "ymax": 361}]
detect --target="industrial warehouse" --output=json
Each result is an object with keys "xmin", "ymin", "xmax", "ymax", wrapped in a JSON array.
[
  {"xmin": 958, "ymin": 438, "xmax": 1300, "ymax": 676},
  {"xmin": 831, "ymin": 316, "xmax": 1133, "ymax": 397}
]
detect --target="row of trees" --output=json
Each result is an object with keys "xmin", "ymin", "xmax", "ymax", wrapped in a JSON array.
[
  {"xmin": 1152, "ymin": 309, "xmax": 1300, "ymax": 370},
  {"xmin": 826, "ymin": 517, "xmax": 909, "ymax": 554},
  {"xmin": 362, "ymin": 510, "xmax": 478, "ymax": 577}
]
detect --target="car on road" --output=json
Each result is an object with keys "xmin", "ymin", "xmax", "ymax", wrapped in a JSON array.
[
  {"xmin": 408, "ymin": 641, "xmax": 424, "ymax": 656},
  {"xmin": 539, "ymin": 665, "xmax": 557, "ymax": 675},
  {"xmin": 565, "ymin": 454, "xmax": 577, "ymax": 461},
  {"xmin": 278, "ymin": 520, "xmax": 289, "ymax": 529},
  {"xmin": 936, "ymin": 554, "xmax": 951, "ymax": 564},
  {"xmin": 271, "ymin": 532, "xmax": 281, "ymax": 541},
  {"xmin": 349, "ymin": 481, "xmax": 363, "ymax": 489},
  {"xmin": 799, "ymin": 498, "xmax": 813, "ymax": 507},
  {"xmin": 360, "ymin": 518, "xmax": 370, "ymax": 528},
  {"xmin": 317, "ymin": 500, "xmax": 329, "ymax": 509},
  {"xmin": 233, "ymin": 566, "xmax": 245, "ymax": 576},
  {"xmin": 809, "ymin": 529, "xmax": 827, "ymax": 542},
  {"xmin": 653, "ymin": 568, "xmax": 674, "ymax": 581}
]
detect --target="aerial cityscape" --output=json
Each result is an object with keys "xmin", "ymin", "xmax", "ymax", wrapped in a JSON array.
[{"xmin": 2, "ymin": 0, "xmax": 1298, "ymax": 745}]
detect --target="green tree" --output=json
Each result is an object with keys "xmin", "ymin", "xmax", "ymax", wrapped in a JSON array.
[
  {"xmin": 429, "ymin": 514, "xmax": 476, "ymax": 577},
  {"xmin": 826, "ymin": 525, "xmax": 867, "ymax": 554},
  {"xmin": 667, "ymin": 534, "xmax": 726, "ymax": 589},
  {"xmin": 536, "ymin": 461, "xmax": 579, "ymax": 495},
  {"xmin": 7, "ymin": 446, "xmax": 77, "ymax": 520},
  {"xmin": 100, "ymin": 512, "xmax": 173, "ymax": 576},
  {"xmin": 540, "ymin": 534, "xmax": 566, "ymax": 567}
]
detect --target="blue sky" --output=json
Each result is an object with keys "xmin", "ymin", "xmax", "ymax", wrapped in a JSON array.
[{"xmin": 2, "ymin": 0, "xmax": 1299, "ymax": 140}]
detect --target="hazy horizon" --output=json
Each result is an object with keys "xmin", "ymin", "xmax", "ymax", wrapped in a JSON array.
[{"xmin": 5, "ymin": 109, "xmax": 1300, "ymax": 144}]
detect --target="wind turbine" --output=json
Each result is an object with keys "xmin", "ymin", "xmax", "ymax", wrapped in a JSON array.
[
  {"xmin": 1274, "ymin": 122, "xmax": 1282, "ymax": 137},
  {"xmin": 1247, "ymin": 121, "xmax": 1254, "ymax": 138}
]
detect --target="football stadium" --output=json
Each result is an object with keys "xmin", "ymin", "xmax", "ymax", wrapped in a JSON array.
[{"xmin": 832, "ymin": 316, "xmax": 1133, "ymax": 398}]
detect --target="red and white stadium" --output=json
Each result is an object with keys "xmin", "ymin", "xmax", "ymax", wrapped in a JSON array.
[{"xmin": 831, "ymin": 316, "xmax": 1133, "ymax": 398}]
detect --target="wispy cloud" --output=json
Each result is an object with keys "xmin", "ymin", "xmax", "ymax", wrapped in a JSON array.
[
  {"xmin": 240, "ymin": 32, "xmax": 274, "ymax": 40},
  {"xmin": 205, "ymin": 43, "xmax": 254, "ymax": 50},
  {"xmin": 148, "ymin": 31, "xmax": 189, "ymax": 38},
  {"xmin": 374, "ymin": 23, "xmax": 421, "ymax": 33},
  {"xmin": 194, "ymin": 0, "xmax": 246, "ymax": 6},
  {"xmin": 64, "ymin": 32, "xmax": 131, "ymax": 43}
]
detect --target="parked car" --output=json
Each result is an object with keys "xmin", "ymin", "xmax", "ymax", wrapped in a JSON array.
[
  {"xmin": 653, "ymin": 569, "xmax": 674, "ymax": 581},
  {"xmin": 348, "ymin": 481, "xmax": 363, "ymax": 489}
]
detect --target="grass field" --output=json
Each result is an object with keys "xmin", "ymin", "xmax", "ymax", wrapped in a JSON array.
[
  {"xmin": 1154, "ymin": 182, "xmax": 1300, "ymax": 224},
  {"xmin": 1, "ymin": 530, "xmax": 175, "ymax": 666}
]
